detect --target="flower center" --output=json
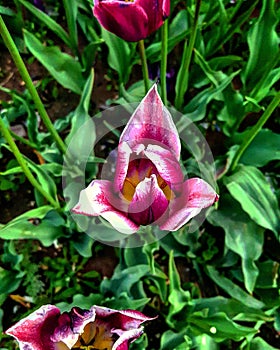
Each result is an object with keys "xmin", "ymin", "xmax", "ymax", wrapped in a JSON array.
[
  {"xmin": 72, "ymin": 323, "xmax": 113, "ymax": 350},
  {"xmin": 55, "ymin": 323, "xmax": 114, "ymax": 350},
  {"xmin": 122, "ymin": 159, "xmax": 172, "ymax": 201}
]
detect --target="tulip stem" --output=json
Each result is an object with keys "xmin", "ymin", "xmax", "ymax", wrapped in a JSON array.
[
  {"xmin": 229, "ymin": 91, "xmax": 280, "ymax": 173},
  {"xmin": 174, "ymin": 0, "xmax": 201, "ymax": 111},
  {"xmin": 160, "ymin": 20, "xmax": 168, "ymax": 105},
  {"xmin": 0, "ymin": 116, "xmax": 60, "ymax": 209},
  {"xmin": 138, "ymin": 40, "xmax": 150, "ymax": 93},
  {"xmin": 0, "ymin": 15, "xmax": 67, "ymax": 154}
]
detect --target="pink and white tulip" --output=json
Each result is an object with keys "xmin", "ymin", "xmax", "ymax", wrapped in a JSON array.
[
  {"xmin": 6, "ymin": 304, "xmax": 153, "ymax": 350},
  {"xmin": 73, "ymin": 84, "xmax": 218, "ymax": 234}
]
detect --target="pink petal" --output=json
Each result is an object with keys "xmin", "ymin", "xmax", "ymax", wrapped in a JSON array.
[
  {"xmin": 94, "ymin": 306, "xmax": 155, "ymax": 350},
  {"xmin": 93, "ymin": 1, "xmax": 149, "ymax": 42},
  {"xmin": 144, "ymin": 144, "xmax": 184, "ymax": 189},
  {"xmin": 95, "ymin": 306, "xmax": 155, "ymax": 330},
  {"xmin": 51, "ymin": 307, "xmax": 96, "ymax": 348},
  {"xmin": 93, "ymin": 0, "xmax": 169, "ymax": 42},
  {"xmin": 128, "ymin": 175, "xmax": 169, "ymax": 225},
  {"xmin": 6, "ymin": 305, "xmax": 60, "ymax": 350},
  {"xmin": 72, "ymin": 180, "xmax": 139, "ymax": 234},
  {"xmin": 114, "ymin": 142, "xmax": 132, "ymax": 192},
  {"xmin": 120, "ymin": 85, "xmax": 180, "ymax": 159},
  {"xmin": 160, "ymin": 178, "xmax": 219, "ymax": 231},
  {"xmin": 112, "ymin": 328, "xmax": 144, "ymax": 350}
]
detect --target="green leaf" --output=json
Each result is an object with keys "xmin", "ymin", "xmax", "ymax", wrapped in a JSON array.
[
  {"xmin": 101, "ymin": 28, "xmax": 132, "ymax": 84},
  {"xmin": 56, "ymin": 293, "xmax": 103, "ymax": 312},
  {"xmin": 206, "ymin": 266, "xmax": 264, "ymax": 309},
  {"xmin": 238, "ymin": 129, "xmax": 280, "ymax": 167},
  {"xmin": 208, "ymin": 195, "xmax": 264, "ymax": 293},
  {"xmin": 101, "ymin": 264, "xmax": 149, "ymax": 298},
  {"xmin": 73, "ymin": 233, "xmax": 94, "ymax": 258},
  {"xmin": 255, "ymin": 261, "xmax": 279, "ymax": 289},
  {"xmin": 252, "ymin": 67, "xmax": 280, "ymax": 102},
  {"xmin": 194, "ymin": 334, "xmax": 218, "ymax": 350},
  {"xmin": 194, "ymin": 296, "xmax": 270, "ymax": 322},
  {"xmin": 0, "ymin": 206, "xmax": 65, "ymax": 246},
  {"xmin": 194, "ymin": 49, "xmax": 245, "ymax": 134},
  {"xmin": 26, "ymin": 158, "xmax": 58, "ymax": 203},
  {"xmin": 242, "ymin": 0, "xmax": 279, "ymax": 91},
  {"xmin": 189, "ymin": 310, "xmax": 256, "ymax": 342},
  {"xmin": 248, "ymin": 337, "xmax": 278, "ymax": 349},
  {"xmin": 167, "ymin": 252, "xmax": 193, "ymax": 328},
  {"xmin": 24, "ymin": 30, "xmax": 85, "ymax": 94},
  {"xmin": 225, "ymin": 165, "xmax": 280, "ymax": 235},
  {"xmin": 18, "ymin": 0, "xmax": 72, "ymax": 48},
  {"xmin": 160, "ymin": 330, "xmax": 191, "ymax": 350},
  {"xmin": 0, "ymin": 268, "xmax": 22, "ymax": 294},
  {"xmin": 179, "ymin": 70, "xmax": 240, "ymax": 122},
  {"xmin": 62, "ymin": 0, "xmax": 78, "ymax": 53},
  {"xmin": 66, "ymin": 69, "xmax": 95, "ymax": 146},
  {"xmin": 205, "ymin": 0, "xmax": 258, "ymax": 56},
  {"xmin": 0, "ymin": 6, "xmax": 16, "ymax": 16},
  {"xmin": 146, "ymin": 10, "xmax": 189, "ymax": 63},
  {"xmin": 104, "ymin": 295, "xmax": 149, "ymax": 311}
]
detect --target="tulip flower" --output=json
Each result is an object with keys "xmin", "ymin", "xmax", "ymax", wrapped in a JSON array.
[
  {"xmin": 6, "ymin": 304, "xmax": 154, "ymax": 350},
  {"xmin": 93, "ymin": 0, "xmax": 170, "ymax": 42},
  {"xmin": 73, "ymin": 84, "xmax": 218, "ymax": 234}
]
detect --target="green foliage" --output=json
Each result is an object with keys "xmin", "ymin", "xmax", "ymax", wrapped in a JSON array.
[{"xmin": 0, "ymin": 0, "xmax": 280, "ymax": 349}]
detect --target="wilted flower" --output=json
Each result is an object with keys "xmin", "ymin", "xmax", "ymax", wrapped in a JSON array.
[
  {"xmin": 73, "ymin": 84, "xmax": 218, "ymax": 234},
  {"xmin": 6, "ymin": 304, "xmax": 153, "ymax": 350},
  {"xmin": 93, "ymin": 0, "xmax": 170, "ymax": 42}
]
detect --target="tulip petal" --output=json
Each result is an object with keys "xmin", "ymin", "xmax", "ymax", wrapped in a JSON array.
[
  {"xmin": 160, "ymin": 178, "xmax": 219, "ymax": 231},
  {"xmin": 120, "ymin": 85, "xmax": 181, "ymax": 159},
  {"xmin": 114, "ymin": 141, "xmax": 132, "ymax": 192},
  {"xmin": 94, "ymin": 306, "xmax": 155, "ymax": 350},
  {"xmin": 136, "ymin": 0, "xmax": 170, "ymax": 37},
  {"xmin": 144, "ymin": 144, "xmax": 184, "ymax": 189},
  {"xmin": 51, "ymin": 307, "xmax": 96, "ymax": 348},
  {"xmin": 6, "ymin": 305, "xmax": 60, "ymax": 350},
  {"xmin": 72, "ymin": 180, "xmax": 139, "ymax": 234},
  {"xmin": 128, "ymin": 175, "xmax": 169, "ymax": 225},
  {"xmin": 93, "ymin": 1, "xmax": 149, "ymax": 42},
  {"xmin": 112, "ymin": 328, "xmax": 144, "ymax": 350}
]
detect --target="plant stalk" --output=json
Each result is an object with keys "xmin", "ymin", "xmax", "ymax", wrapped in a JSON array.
[
  {"xmin": 0, "ymin": 15, "xmax": 67, "ymax": 154},
  {"xmin": 160, "ymin": 20, "xmax": 168, "ymax": 105},
  {"xmin": 0, "ymin": 117, "xmax": 60, "ymax": 209},
  {"xmin": 138, "ymin": 39, "xmax": 150, "ymax": 93},
  {"xmin": 229, "ymin": 91, "xmax": 280, "ymax": 172},
  {"xmin": 174, "ymin": 0, "xmax": 201, "ymax": 110}
]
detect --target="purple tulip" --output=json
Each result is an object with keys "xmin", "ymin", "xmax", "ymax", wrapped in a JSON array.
[
  {"xmin": 6, "ymin": 304, "xmax": 154, "ymax": 350},
  {"xmin": 93, "ymin": 0, "xmax": 170, "ymax": 42},
  {"xmin": 73, "ymin": 84, "xmax": 218, "ymax": 234}
]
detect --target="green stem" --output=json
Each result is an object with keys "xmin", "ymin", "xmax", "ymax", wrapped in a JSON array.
[
  {"xmin": 0, "ymin": 15, "xmax": 67, "ymax": 154},
  {"xmin": 160, "ymin": 20, "xmax": 168, "ymax": 105},
  {"xmin": 174, "ymin": 0, "xmax": 201, "ymax": 110},
  {"xmin": 10, "ymin": 130, "xmax": 38, "ymax": 149},
  {"xmin": 0, "ymin": 117, "xmax": 60, "ymax": 209},
  {"xmin": 138, "ymin": 40, "xmax": 150, "ymax": 93},
  {"xmin": 229, "ymin": 91, "xmax": 280, "ymax": 172}
]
